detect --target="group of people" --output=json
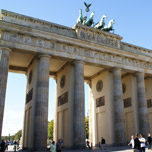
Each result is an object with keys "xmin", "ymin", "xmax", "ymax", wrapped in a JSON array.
[
  {"xmin": 86, "ymin": 137, "xmax": 106, "ymax": 150},
  {"xmin": 128, "ymin": 133, "xmax": 152, "ymax": 152},
  {"xmin": 0, "ymin": 139, "xmax": 20, "ymax": 152},
  {"xmin": 49, "ymin": 139, "xmax": 63, "ymax": 152}
]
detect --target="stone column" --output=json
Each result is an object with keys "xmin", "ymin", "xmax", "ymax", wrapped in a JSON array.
[
  {"xmin": 113, "ymin": 68, "xmax": 126, "ymax": 144},
  {"xmin": 0, "ymin": 47, "xmax": 11, "ymax": 140},
  {"xmin": 136, "ymin": 72, "xmax": 149, "ymax": 137},
  {"xmin": 34, "ymin": 54, "xmax": 51, "ymax": 151},
  {"xmin": 73, "ymin": 60, "xmax": 85, "ymax": 148}
]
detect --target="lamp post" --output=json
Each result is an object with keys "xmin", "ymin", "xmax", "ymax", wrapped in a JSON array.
[{"xmin": 0, "ymin": 50, "xmax": 2, "ymax": 61}]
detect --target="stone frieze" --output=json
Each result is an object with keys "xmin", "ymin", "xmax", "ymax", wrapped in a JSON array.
[
  {"xmin": 74, "ymin": 24, "xmax": 122, "ymax": 49},
  {"xmin": 2, "ymin": 31, "xmax": 152, "ymax": 71}
]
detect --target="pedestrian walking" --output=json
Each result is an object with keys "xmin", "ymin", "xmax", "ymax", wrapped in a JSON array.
[
  {"xmin": 147, "ymin": 133, "xmax": 152, "ymax": 149},
  {"xmin": 0, "ymin": 139, "xmax": 6, "ymax": 152},
  {"xmin": 128, "ymin": 135, "xmax": 134, "ymax": 150},
  {"xmin": 139, "ymin": 134, "xmax": 146, "ymax": 152},
  {"xmin": 101, "ymin": 137, "xmax": 106, "ymax": 150},
  {"xmin": 134, "ymin": 134, "xmax": 140, "ymax": 152},
  {"xmin": 50, "ymin": 141, "xmax": 56, "ymax": 152},
  {"xmin": 56, "ymin": 139, "xmax": 62, "ymax": 152},
  {"xmin": 5, "ymin": 140, "xmax": 8, "ymax": 151}
]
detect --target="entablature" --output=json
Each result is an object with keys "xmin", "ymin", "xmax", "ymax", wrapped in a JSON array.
[
  {"xmin": 0, "ymin": 9, "xmax": 76, "ymax": 39},
  {"xmin": 0, "ymin": 10, "xmax": 152, "ymax": 74}
]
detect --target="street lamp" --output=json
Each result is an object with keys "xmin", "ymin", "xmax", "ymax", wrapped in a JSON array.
[{"xmin": 0, "ymin": 50, "xmax": 2, "ymax": 61}]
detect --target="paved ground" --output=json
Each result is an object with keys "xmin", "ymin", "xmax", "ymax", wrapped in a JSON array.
[{"xmin": 6, "ymin": 145, "xmax": 152, "ymax": 152}]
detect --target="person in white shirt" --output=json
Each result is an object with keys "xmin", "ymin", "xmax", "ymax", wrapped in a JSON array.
[
  {"xmin": 139, "ymin": 134, "xmax": 146, "ymax": 152},
  {"xmin": 128, "ymin": 135, "xmax": 134, "ymax": 149}
]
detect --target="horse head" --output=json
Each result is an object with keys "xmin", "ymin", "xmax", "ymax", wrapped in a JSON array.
[
  {"xmin": 77, "ymin": 9, "xmax": 83, "ymax": 24},
  {"xmin": 108, "ymin": 19, "xmax": 115, "ymax": 28},
  {"xmin": 100, "ymin": 14, "xmax": 107, "ymax": 25},
  {"xmin": 101, "ymin": 14, "xmax": 107, "ymax": 20}
]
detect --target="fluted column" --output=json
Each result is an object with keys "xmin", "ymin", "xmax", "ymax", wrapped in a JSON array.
[
  {"xmin": 136, "ymin": 72, "xmax": 149, "ymax": 137},
  {"xmin": 34, "ymin": 54, "xmax": 51, "ymax": 151},
  {"xmin": 73, "ymin": 60, "xmax": 85, "ymax": 148},
  {"xmin": 113, "ymin": 68, "xmax": 126, "ymax": 144},
  {"xmin": 0, "ymin": 47, "xmax": 11, "ymax": 140}
]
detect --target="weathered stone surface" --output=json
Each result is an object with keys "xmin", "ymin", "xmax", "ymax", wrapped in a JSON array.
[
  {"xmin": 0, "ymin": 47, "xmax": 11, "ymax": 140},
  {"xmin": 0, "ymin": 9, "xmax": 152, "ymax": 149},
  {"xmin": 34, "ymin": 54, "xmax": 51, "ymax": 151},
  {"xmin": 74, "ymin": 24, "xmax": 122, "ymax": 49},
  {"xmin": 73, "ymin": 60, "xmax": 85, "ymax": 148},
  {"xmin": 0, "ymin": 10, "xmax": 152, "ymax": 74},
  {"xmin": 113, "ymin": 68, "xmax": 126, "ymax": 144},
  {"xmin": 136, "ymin": 72, "xmax": 150, "ymax": 137}
]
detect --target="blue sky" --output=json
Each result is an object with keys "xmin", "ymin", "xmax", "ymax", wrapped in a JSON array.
[{"xmin": 1, "ymin": 0, "xmax": 152, "ymax": 136}]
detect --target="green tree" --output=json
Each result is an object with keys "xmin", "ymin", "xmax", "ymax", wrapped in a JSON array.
[
  {"xmin": 85, "ymin": 117, "xmax": 89, "ymax": 139},
  {"xmin": 14, "ymin": 130, "xmax": 22, "ymax": 140},
  {"xmin": 48, "ymin": 120, "xmax": 54, "ymax": 140}
]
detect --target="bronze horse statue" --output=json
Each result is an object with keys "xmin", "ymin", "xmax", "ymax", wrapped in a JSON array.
[
  {"xmin": 76, "ymin": 9, "xmax": 84, "ymax": 24},
  {"xmin": 93, "ymin": 14, "xmax": 107, "ymax": 29},
  {"xmin": 83, "ymin": 12, "xmax": 95, "ymax": 27},
  {"xmin": 102, "ymin": 19, "xmax": 115, "ymax": 33}
]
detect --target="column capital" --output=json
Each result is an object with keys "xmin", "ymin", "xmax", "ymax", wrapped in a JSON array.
[
  {"xmin": 111, "ymin": 67, "xmax": 122, "ymax": 72},
  {"xmin": 38, "ymin": 54, "xmax": 52, "ymax": 59},
  {"xmin": 0, "ymin": 47, "xmax": 12, "ymax": 52},
  {"xmin": 135, "ymin": 71, "xmax": 145, "ymax": 77},
  {"xmin": 73, "ymin": 60, "xmax": 85, "ymax": 65}
]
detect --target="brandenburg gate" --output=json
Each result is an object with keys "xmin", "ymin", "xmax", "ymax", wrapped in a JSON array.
[{"xmin": 0, "ymin": 9, "xmax": 152, "ymax": 151}]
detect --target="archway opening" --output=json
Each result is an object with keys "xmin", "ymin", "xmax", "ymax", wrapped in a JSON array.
[
  {"xmin": 85, "ymin": 82, "xmax": 89, "ymax": 139},
  {"xmin": 2, "ymin": 72, "xmax": 26, "ymax": 142},
  {"xmin": 48, "ymin": 78, "xmax": 56, "ymax": 141}
]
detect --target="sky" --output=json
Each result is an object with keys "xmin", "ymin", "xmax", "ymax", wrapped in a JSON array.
[{"xmin": 1, "ymin": 0, "xmax": 152, "ymax": 136}]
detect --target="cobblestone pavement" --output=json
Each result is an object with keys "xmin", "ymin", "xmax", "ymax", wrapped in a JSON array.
[{"xmin": 6, "ymin": 145, "xmax": 152, "ymax": 152}]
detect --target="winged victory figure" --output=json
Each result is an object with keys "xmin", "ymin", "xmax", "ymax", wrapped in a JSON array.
[{"xmin": 84, "ymin": 2, "xmax": 91, "ymax": 12}]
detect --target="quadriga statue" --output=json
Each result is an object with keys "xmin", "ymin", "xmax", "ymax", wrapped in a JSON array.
[
  {"xmin": 102, "ymin": 19, "xmax": 115, "ymax": 33},
  {"xmin": 93, "ymin": 14, "xmax": 107, "ymax": 29},
  {"xmin": 83, "ymin": 11, "xmax": 95, "ymax": 27},
  {"xmin": 76, "ymin": 9, "xmax": 84, "ymax": 24}
]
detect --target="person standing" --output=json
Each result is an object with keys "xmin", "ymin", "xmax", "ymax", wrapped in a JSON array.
[
  {"xmin": 0, "ymin": 139, "xmax": 6, "ymax": 152},
  {"xmin": 101, "ymin": 137, "xmax": 106, "ymax": 150},
  {"xmin": 86, "ymin": 139, "xmax": 91, "ymax": 149},
  {"xmin": 147, "ymin": 133, "xmax": 152, "ymax": 150},
  {"xmin": 50, "ymin": 141, "xmax": 56, "ymax": 152},
  {"xmin": 139, "ymin": 134, "xmax": 146, "ymax": 152},
  {"xmin": 56, "ymin": 139, "xmax": 62, "ymax": 152},
  {"xmin": 134, "ymin": 134, "xmax": 140, "ymax": 152},
  {"xmin": 5, "ymin": 140, "xmax": 8, "ymax": 151},
  {"xmin": 128, "ymin": 135, "xmax": 134, "ymax": 150}
]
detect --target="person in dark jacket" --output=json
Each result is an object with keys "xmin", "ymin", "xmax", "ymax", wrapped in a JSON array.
[
  {"xmin": 101, "ymin": 137, "xmax": 106, "ymax": 150},
  {"xmin": 56, "ymin": 139, "xmax": 62, "ymax": 152},
  {"xmin": 147, "ymin": 133, "xmax": 152, "ymax": 149},
  {"xmin": 134, "ymin": 134, "xmax": 140, "ymax": 152},
  {"xmin": 0, "ymin": 139, "xmax": 6, "ymax": 152}
]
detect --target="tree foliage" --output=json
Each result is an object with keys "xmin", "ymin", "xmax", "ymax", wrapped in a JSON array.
[
  {"xmin": 2, "ymin": 118, "xmax": 89, "ymax": 142},
  {"xmin": 85, "ymin": 117, "xmax": 89, "ymax": 139},
  {"xmin": 2, "ymin": 130, "xmax": 22, "ymax": 141},
  {"xmin": 48, "ymin": 120, "xmax": 54, "ymax": 140},
  {"xmin": 14, "ymin": 130, "xmax": 22, "ymax": 140}
]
